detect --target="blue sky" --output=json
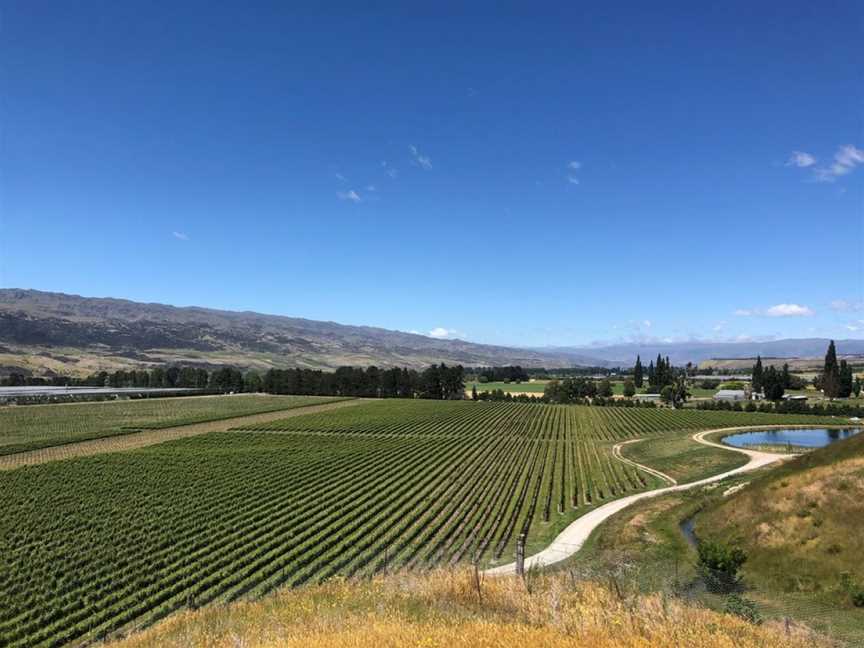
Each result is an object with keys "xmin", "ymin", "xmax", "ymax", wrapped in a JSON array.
[{"xmin": 2, "ymin": 1, "xmax": 862, "ymax": 347}]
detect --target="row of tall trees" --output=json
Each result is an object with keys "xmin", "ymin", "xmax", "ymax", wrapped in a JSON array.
[
  {"xmin": 6, "ymin": 363, "xmax": 466, "ymax": 400},
  {"xmin": 262, "ymin": 363, "xmax": 465, "ymax": 400},
  {"xmin": 544, "ymin": 377, "xmax": 613, "ymax": 403},
  {"xmin": 471, "ymin": 365, "xmax": 530, "ymax": 383},
  {"xmin": 647, "ymin": 354, "xmax": 675, "ymax": 390}
]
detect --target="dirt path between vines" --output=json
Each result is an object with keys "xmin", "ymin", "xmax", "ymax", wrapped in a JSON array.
[
  {"xmin": 485, "ymin": 426, "xmax": 787, "ymax": 575},
  {"xmin": 0, "ymin": 398, "xmax": 362, "ymax": 471}
]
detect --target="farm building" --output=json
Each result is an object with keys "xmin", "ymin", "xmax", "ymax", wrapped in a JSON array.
[{"xmin": 713, "ymin": 389, "xmax": 747, "ymax": 402}]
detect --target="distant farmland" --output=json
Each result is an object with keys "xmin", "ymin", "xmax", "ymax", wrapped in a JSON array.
[{"xmin": 469, "ymin": 380, "xmax": 549, "ymax": 394}]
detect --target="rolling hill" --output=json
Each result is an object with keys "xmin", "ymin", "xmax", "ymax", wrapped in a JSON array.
[{"xmin": 0, "ymin": 289, "xmax": 604, "ymax": 377}]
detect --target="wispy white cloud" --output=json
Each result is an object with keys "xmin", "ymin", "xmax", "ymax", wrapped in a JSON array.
[
  {"xmin": 366, "ymin": 185, "xmax": 376, "ymax": 192},
  {"xmin": 565, "ymin": 160, "xmax": 583, "ymax": 186},
  {"xmin": 381, "ymin": 160, "xmax": 398, "ymax": 179},
  {"xmin": 814, "ymin": 144, "xmax": 864, "ymax": 182},
  {"xmin": 172, "ymin": 231, "xmax": 189, "ymax": 241},
  {"xmin": 765, "ymin": 303, "xmax": 813, "ymax": 317},
  {"xmin": 735, "ymin": 303, "xmax": 814, "ymax": 317},
  {"xmin": 335, "ymin": 173, "xmax": 346, "ymax": 182},
  {"xmin": 785, "ymin": 151, "xmax": 816, "ymax": 168},
  {"xmin": 337, "ymin": 189, "xmax": 362, "ymax": 203},
  {"xmin": 831, "ymin": 299, "xmax": 864, "ymax": 312},
  {"xmin": 428, "ymin": 327, "xmax": 466, "ymax": 340},
  {"xmin": 409, "ymin": 145, "xmax": 432, "ymax": 170}
]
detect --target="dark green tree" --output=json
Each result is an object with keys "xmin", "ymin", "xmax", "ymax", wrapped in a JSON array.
[
  {"xmin": 762, "ymin": 366, "xmax": 785, "ymax": 401},
  {"xmin": 839, "ymin": 359, "xmax": 853, "ymax": 398},
  {"xmin": 822, "ymin": 340, "xmax": 840, "ymax": 398},
  {"xmin": 598, "ymin": 378, "xmax": 614, "ymax": 398},
  {"xmin": 623, "ymin": 378, "xmax": 636, "ymax": 398},
  {"xmin": 634, "ymin": 355, "xmax": 644, "ymax": 388},
  {"xmin": 751, "ymin": 355, "xmax": 764, "ymax": 394}
]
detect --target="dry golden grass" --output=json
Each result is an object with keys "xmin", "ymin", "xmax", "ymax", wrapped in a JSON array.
[{"xmin": 109, "ymin": 569, "xmax": 829, "ymax": 648}]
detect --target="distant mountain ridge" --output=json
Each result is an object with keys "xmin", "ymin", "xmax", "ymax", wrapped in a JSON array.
[
  {"xmin": 536, "ymin": 338, "xmax": 864, "ymax": 366},
  {"xmin": 0, "ymin": 289, "xmax": 605, "ymax": 376},
  {"xmin": 1, "ymin": 289, "xmax": 858, "ymax": 378}
]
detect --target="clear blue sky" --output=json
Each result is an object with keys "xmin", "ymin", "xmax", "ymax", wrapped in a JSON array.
[{"xmin": 2, "ymin": 1, "xmax": 862, "ymax": 347}]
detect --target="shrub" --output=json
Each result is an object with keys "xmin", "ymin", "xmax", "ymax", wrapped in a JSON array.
[
  {"xmin": 724, "ymin": 594, "xmax": 762, "ymax": 624},
  {"xmin": 852, "ymin": 589, "xmax": 864, "ymax": 607},
  {"xmin": 697, "ymin": 541, "xmax": 747, "ymax": 593}
]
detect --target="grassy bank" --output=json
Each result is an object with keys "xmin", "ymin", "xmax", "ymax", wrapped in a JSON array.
[{"xmin": 107, "ymin": 569, "xmax": 827, "ymax": 648}]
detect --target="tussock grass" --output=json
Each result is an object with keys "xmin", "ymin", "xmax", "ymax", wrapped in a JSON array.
[{"xmin": 109, "ymin": 569, "xmax": 828, "ymax": 648}]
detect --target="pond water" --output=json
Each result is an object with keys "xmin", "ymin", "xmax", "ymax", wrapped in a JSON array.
[{"xmin": 722, "ymin": 428, "xmax": 861, "ymax": 450}]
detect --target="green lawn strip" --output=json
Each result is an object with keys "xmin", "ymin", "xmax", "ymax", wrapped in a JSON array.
[{"xmin": 620, "ymin": 431, "xmax": 748, "ymax": 483}]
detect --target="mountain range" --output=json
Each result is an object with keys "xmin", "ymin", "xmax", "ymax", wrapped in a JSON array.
[{"xmin": 0, "ymin": 289, "xmax": 859, "ymax": 378}]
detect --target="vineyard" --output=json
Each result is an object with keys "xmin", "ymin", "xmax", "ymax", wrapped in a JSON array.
[
  {"xmin": 0, "ymin": 400, "xmax": 842, "ymax": 647},
  {"xmin": 0, "ymin": 394, "xmax": 348, "ymax": 456}
]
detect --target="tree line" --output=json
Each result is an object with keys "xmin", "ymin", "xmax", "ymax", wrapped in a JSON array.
[
  {"xmin": 2, "ymin": 363, "xmax": 467, "ymax": 401},
  {"xmin": 468, "ymin": 366, "xmax": 530, "ymax": 383},
  {"xmin": 264, "ymin": 364, "xmax": 465, "ymax": 399}
]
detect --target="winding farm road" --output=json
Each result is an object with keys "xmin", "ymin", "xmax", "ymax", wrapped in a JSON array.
[{"xmin": 485, "ymin": 427, "xmax": 786, "ymax": 575}]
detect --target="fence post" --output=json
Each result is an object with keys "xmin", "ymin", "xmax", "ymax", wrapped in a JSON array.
[{"xmin": 516, "ymin": 533, "xmax": 526, "ymax": 577}]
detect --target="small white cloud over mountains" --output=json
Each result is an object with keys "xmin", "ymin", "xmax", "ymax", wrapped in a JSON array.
[
  {"xmin": 428, "ymin": 327, "xmax": 466, "ymax": 340},
  {"xmin": 765, "ymin": 303, "xmax": 813, "ymax": 317},
  {"xmin": 735, "ymin": 303, "xmax": 814, "ymax": 317}
]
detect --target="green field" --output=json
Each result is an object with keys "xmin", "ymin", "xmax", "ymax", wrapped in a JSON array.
[
  {"xmin": 469, "ymin": 380, "xmax": 549, "ymax": 393},
  {"xmin": 0, "ymin": 395, "xmax": 348, "ymax": 456},
  {"xmin": 621, "ymin": 432, "xmax": 749, "ymax": 482},
  {"xmin": 0, "ymin": 400, "xmax": 846, "ymax": 647}
]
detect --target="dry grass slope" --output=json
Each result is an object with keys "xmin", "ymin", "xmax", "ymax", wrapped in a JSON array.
[
  {"xmin": 109, "ymin": 569, "xmax": 827, "ymax": 648},
  {"xmin": 696, "ymin": 432, "xmax": 864, "ymax": 595}
]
